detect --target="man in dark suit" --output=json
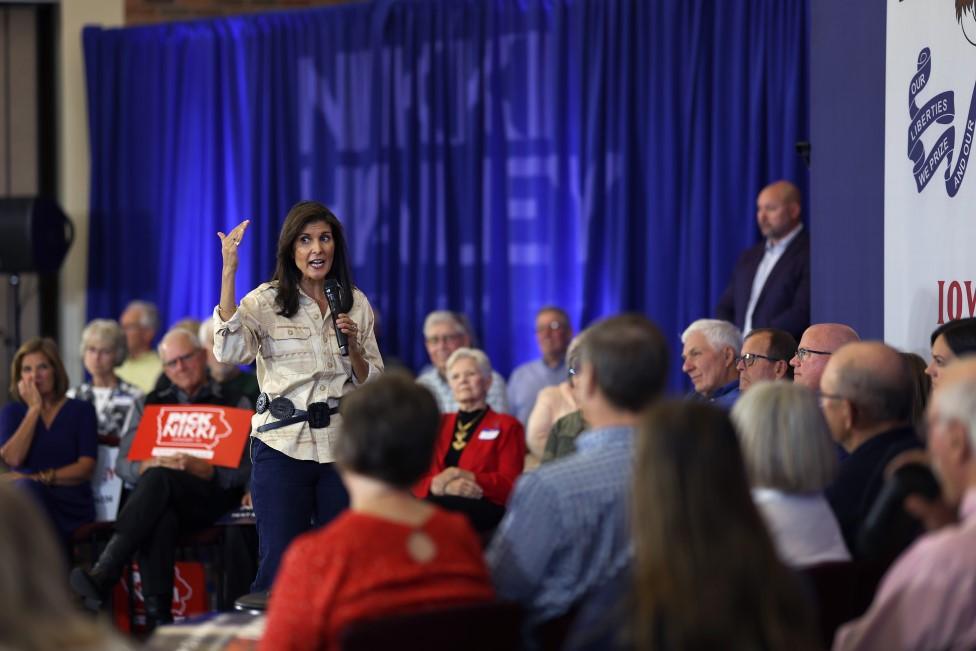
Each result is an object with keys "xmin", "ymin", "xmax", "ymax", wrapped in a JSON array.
[{"xmin": 716, "ymin": 180, "xmax": 809, "ymax": 340}]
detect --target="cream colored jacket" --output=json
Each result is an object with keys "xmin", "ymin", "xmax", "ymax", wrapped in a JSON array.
[{"xmin": 213, "ymin": 282, "xmax": 383, "ymax": 462}]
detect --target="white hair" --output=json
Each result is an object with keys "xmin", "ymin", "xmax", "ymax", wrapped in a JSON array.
[
  {"xmin": 124, "ymin": 300, "xmax": 160, "ymax": 332},
  {"xmin": 79, "ymin": 319, "xmax": 128, "ymax": 366},
  {"xmin": 157, "ymin": 327, "xmax": 202, "ymax": 356},
  {"xmin": 423, "ymin": 310, "xmax": 465, "ymax": 338},
  {"xmin": 931, "ymin": 378, "xmax": 976, "ymax": 450},
  {"xmin": 445, "ymin": 347, "xmax": 492, "ymax": 380},
  {"xmin": 681, "ymin": 318, "xmax": 742, "ymax": 354}
]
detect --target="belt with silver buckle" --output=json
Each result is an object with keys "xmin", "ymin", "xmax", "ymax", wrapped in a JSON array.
[{"xmin": 255, "ymin": 393, "xmax": 339, "ymax": 433}]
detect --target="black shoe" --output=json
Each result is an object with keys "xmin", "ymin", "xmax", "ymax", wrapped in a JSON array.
[{"xmin": 70, "ymin": 532, "xmax": 134, "ymax": 611}]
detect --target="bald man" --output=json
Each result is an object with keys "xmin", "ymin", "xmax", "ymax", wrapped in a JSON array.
[
  {"xmin": 790, "ymin": 323, "xmax": 860, "ymax": 390},
  {"xmin": 819, "ymin": 342, "xmax": 923, "ymax": 556},
  {"xmin": 716, "ymin": 181, "xmax": 810, "ymax": 340}
]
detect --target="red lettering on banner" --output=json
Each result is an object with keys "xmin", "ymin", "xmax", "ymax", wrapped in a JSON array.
[{"xmin": 936, "ymin": 279, "xmax": 976, "ymax": 324}]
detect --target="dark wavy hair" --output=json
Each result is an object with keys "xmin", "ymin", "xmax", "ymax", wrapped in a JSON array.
[
  {"xmin": 272, "ymin": 201, "xmax": 355, "ymax": 318},
  {"xmin": 930, "ymin": 317, "xmax": 976, "ymax": 355}
]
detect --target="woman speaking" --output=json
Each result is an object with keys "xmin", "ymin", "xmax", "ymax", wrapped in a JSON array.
[{"xmin": 213, "ymin": 201, "xmax": 383, "ymax": 591}]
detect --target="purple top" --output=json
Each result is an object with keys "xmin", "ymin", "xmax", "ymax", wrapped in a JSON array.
[{"xmin": 0, "ymin": 398, "xmax": 98, "ymax": 534}]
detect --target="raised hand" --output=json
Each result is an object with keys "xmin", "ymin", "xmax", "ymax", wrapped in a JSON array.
[{"xmin": 217, "ymin": 220, "xmax": 250, "ymax": 272}]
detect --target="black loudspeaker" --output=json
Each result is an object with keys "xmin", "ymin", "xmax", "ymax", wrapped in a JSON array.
[{"xmin": 0, "ymin": 197, "xmax": 74, "ymax": 274}]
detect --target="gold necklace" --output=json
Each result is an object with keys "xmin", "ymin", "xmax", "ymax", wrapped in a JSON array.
[{"xmin": 451, "ymin": 412, "xmax": 483, "ymax": 451}]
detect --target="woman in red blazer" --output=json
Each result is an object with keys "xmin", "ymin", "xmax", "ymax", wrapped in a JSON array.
[{"xmin": 414, "ymin": 347, "xmax": 525, "ymax": 532}]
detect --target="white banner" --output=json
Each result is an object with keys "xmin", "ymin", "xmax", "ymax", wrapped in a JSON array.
[{"xmin": 885, "ymin": 1, "xmax": 976, "ymax": 353}]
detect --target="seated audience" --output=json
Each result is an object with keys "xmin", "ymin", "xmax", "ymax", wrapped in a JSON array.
[
  {"xmin": 261, "ymin": 372, "xmax": 494, "ymax": 651},
  {"xmin": 70, "ymin": 328, "xmax": 251, "ymax": 629},
  {"xmin": 488, "ymin": 314, "xmax": 668, "ymax": 635},
  {"xmin": 0, "ymin": 483, "xmax": 127, "ymax": 651},
  {"xmin": 820, "ymin": 342, "xmax": 922, "ymax": 558},
  {"xmin": 508, "ymin": 306, "xmax": 573, "ymax": 425},
  {"xmin": 569, "ymin": 402, "xmax": 821, "ymax": 650},
  {"xmin": 525, "ymin": 331, "xmax": 586, "ymax": 468},
  {"xmin": 116, "ymin": 300, "xmax": 163, "ymax": 393},
  {"xmin": 417, "ymin": 310, "xmax": 509, "ymax": 413},
  {"xmin": 67, "ymin": 319, "xmax": 144, "ymax": 445},
  {"xmin": 834, "ymin": 359, "xmax": 976, "ymax": 650},
  {"xmin": 736, "ymin": 327, "xmax": 797, "ymax": 392},
  {"xmin": 925, "ymin": 316, "xmax": 976, "ymax": 387},
  {"xmin": 414, "ymin": 348, "xmax": 525, "ymax": 533},
  {"xmin": 0, "ymin": 338, "xmax": 97, "ymax": 547},
  {"xmin": 732, "ymin": 382, "xmax": 850, "ymax": 566},
  {"xmin": 199, "ymin": 318, "xmax": 260, "ymax": 405},
  {"xmin": 789, "ymin": 323, "xmax": 860, "ymax": 390},
  {"xmin": 680, "ymin": 318, "xmax": 742, "ymax": 407}
]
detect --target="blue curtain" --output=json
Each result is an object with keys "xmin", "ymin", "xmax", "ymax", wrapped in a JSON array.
[{"xmin": 84, "ymin": 0, "xmax": 808, "ymax": 390}]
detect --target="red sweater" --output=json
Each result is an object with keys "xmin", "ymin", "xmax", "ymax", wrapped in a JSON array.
[
  {"xmin": 413, "ymin": 409, "xmax": 526, "ymax": 505},
  {"xmin": 260, "ymin": 509, "xmax": 494, "ymax": 651}
]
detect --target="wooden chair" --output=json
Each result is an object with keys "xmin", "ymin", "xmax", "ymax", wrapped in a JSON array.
[{"xmin": 340, "ymin": 601, "xmax": 523, "ymax": 651}]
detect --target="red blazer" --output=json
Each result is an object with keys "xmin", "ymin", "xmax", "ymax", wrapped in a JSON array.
[{"xmin": 413, "ymin": 409, "xmax": 525, "ymax": 505}]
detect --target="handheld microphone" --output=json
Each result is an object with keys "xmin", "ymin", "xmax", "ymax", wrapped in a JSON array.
[{"xmin": 323, "ymin": 279, "xmax": 349, "ymax": 356}]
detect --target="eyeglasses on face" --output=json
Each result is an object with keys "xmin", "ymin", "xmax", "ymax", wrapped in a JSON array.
[
  {"xmin": 735, "ymin": 352, "xmax": 782, "ymax": 367},
  {"xmin": 425, "ymin": 333, "xmax": 464, "ymax": 346},
  {"xmin": 795, "ymin": 347, "xmax": 832, "ymax": 362},
  {"xmin": 162, "ymin": 351, "xmax": 198, "ymax": 369},
  {"xmin": 536, "ymin": 320, "xmax": 567, "ymax": 334}
]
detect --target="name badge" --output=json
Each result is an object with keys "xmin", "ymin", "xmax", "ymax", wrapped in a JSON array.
[{"xmin": 478, "ymin": 429, "xmax": 500, "ymax": 440}]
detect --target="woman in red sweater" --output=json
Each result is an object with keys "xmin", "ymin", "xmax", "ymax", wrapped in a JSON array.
[
  {"xmin": 413, "ymin": 347, "xmax": 526, "ymax": 533},
  {"xmin": 260, "ymin": 373, "xmax": 494, "ymax": 651}
]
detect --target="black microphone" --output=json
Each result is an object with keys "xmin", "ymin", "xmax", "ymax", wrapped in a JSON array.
[{"xmin": 323, "ymin": 279, "xmax": 349, "ymax": 356}]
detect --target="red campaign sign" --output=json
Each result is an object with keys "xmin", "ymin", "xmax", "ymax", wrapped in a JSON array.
[
  {"xmin": 128, "ymin": 404, "xmax": 253, "ymax": 468},
  {"xmin": 112, "ymin": 561, "xmax": 209, "ymax": 634}
]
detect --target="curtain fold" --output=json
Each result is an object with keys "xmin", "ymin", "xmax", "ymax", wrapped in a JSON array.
[{"xmin": 84, "ymin": 0, "xmax": 808, "ymax": 389}]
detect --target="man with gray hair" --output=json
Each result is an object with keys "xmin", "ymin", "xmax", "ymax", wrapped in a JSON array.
[
  {"xmin": 819, "ymin": 342, "xmax": 922, "ymax": 556},
  {"xmin": 834, "ymin": 358, "xmax": 976, "ymax": 650},
  {"xmin": 681, "ymin": 318, "xmax": 742, "ymax": 408},
  {"xmin": 417, "ymin": 310, "xmax": 509, "ymax": 414},
  {"xmin": 116, "ymin": 300, "xmax": 163, "ymax": 393},
  {"xmin": 71, "ymin": 328, "xmax": 252, "ymax": 628}
]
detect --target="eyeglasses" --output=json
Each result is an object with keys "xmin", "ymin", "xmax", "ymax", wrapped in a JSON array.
[
  {"xmin": 795, "ymin": 347, "xmax": 833, "ymax": 362},
  {"xmin": 536, "ymin": 320, "xmax": 567, "ymax": 334},
  {"xmin": 735, "ymin": 352, "xmax": 782, "ymax": 367},
  {"xmin": 162, "ymin": 351, "xmax": 198, "ymax": 369},
  {"xmin": 425, "ymin": 333, "xmax": 464, "ymax": 346}
]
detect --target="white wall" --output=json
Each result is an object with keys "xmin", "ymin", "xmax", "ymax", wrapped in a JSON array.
[{"xmin": 58, "ymin": 0, "xmax": 124, "ymax": 383}]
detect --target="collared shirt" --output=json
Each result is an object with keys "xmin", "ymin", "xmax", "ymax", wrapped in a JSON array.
[
  {"xmin": 743, "ymin": 223, "xmax": 804, "ymax": 334},
  {"xmin": 688, "ymin": 379, "xmax": 740, "ymax": 410},
  {"xmin": 114, "ymin": 350, "xmax": 163, "ymax": 395},
  {"xmin": 487, "ymin": 425, "xmax": 634, "ymax": 628},
  {"xmin": 417, "ymin": 368, "xmax": 510, "ymax": 415},
  {"xmin": 833, "ymin": 489, "xmax": 976, "ymax": 651},
  {"xmin": 213, "ymin": 282, "xmax": 383, "ymax": 463},
  {"xmin": 508, "ymin": 357, "xmax": 568, "ymax": 425}
]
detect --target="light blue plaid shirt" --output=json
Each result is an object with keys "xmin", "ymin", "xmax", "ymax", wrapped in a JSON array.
[{"xmin": 486, "ymin": 425, "xmax": 634, "ymax": 627}]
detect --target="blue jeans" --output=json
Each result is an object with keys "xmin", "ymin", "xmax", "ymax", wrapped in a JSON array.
[{"xmin": 249, "ymin": 437, "xmax": 349, "ymax": 591}]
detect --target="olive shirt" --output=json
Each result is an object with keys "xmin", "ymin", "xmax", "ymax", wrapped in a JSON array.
[{"xmin": 213, "ymin": 282, "xmax": 383, "ymax": 463}]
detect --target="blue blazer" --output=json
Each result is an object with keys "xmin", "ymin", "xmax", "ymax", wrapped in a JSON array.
[{"xmin": 715, "ymin": 229, "xmax": 810, "ymax": 340}]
